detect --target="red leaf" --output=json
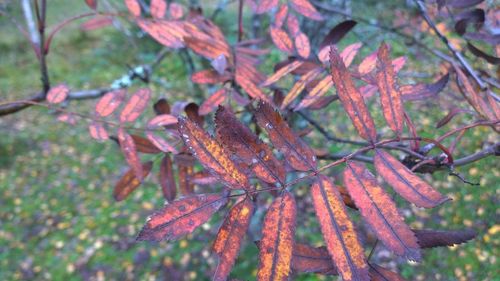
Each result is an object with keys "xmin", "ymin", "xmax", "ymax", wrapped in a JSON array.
[
  {"xmin": 255, "ymin": 101, "xmax": 317, "ymax": 171},
  {"xmin": 57, "ymin": 113, "xmax": 77, "ymax": 125},
  {"xmin": 376, "ymin": 43, "xmax": 405, "ymax": 136},
  {"xmin": 120, "ymin": 88, "xmax": 151, "ymax": 123},
  {"xmin": 130, "ymin": 134, "xmax": 162, "ymax": 154},
  {"xmin": 295, "ymin": 32, "xmax": 311, "ymax": 59},
  {"xmin": 261, "ymin": 60, "xmax": 304, "ymax": 87},
  {"xmin": 88, "ymin": 121, "xmax": 109, "ymax": 141},
  {"xmin": 145, "ymin": 129, "xmax": 178, "ymax": 154},
  {"xmin": 413, "ymin": 228, "xmax": 476, "ymax": 248},
  {"xmin": 47, "ymin": 84, "xmax": 69, "ymax": 104},
  {"xmin": 95, "ymin": 89, "xmax": 126, "ymax": 117},
  {"xmin": 85, "ymin": 0, "xmax": 97, "ymax": 10},
  {"xmin": 291, "ymin": 243, "xmax": 337, "ymax": 275},
  {"xmin": 215, "ymin": 106, "xmax": 285, "ymax": 185},
  {"xmin": 169, "ymin": 3, "xmax": 184, "ymax": 20},
  {"xmin": 137, "ymin": 193, "xmax": 227, "ymax": 241},
  {"xmin": 199, "ymin": 88, "xmax": 228, "ymax": 116},
  {"xmin": 184, "ymin": 36, "xmax": 231, "ymax": 60},
  {"xmin": 81, "ymin": 16, "xmax": 113, "ymax": 31},
  {"xmin": 159, "ymin": 155, "xmax": 176, "ymax": 201},
  {"xmin": 212, "ymin": 198, "xmax": 254, "ymax": 281},
  {"xmin": 281, "ymin": 67, "xmax": 322, "ymax": 109},
  {"xmin": 311, "ymin": 175, "xmax": 369, "ymax": 281},
  {"xmin": 286, "ymin": 13, "xmax": 300, "ymax": 36},
  {"xmin": 124, "ymin": 0, "xmax": 141, "ymax": 17},
  {"xmin": 330, "ymin": 46, "xmax": 377, "ymax": 142},
  {"xmin": 255, "ymin": 0, "xmax": 279, "ymax": 14},
  {"xmin": 369, "ymin": 264, "xmax": 408, "ymax": 281},
  {"xmin": 400, "ymin": 73, "xmax": 449, "ymax": 102},
  {"xmin": 150, "ymin": 0, "xmax": 167, "ymax": 19},
  {"xmin": 147, "ymin": 114, "xmax": 178, "ymax": 128},
  {"xmin": 343, "ymin": 161, "xmax": 421, "ymax": 261},
  {"xmin": 358, "ymin": 51, "xmax": 378, "ymax": 75},
  {"xmin": 191, "ymin": 69, "xmax": 231, "ymax": 84},
  {"xmin": 318, "ymin": 41, "xmax": 361, "ymax": 64},
  {"xmin": 295, "ymin": 75, "xmax": 333, "ymax": 110},
  {"xmin": 137, "ymin": 19, "xmax": 186, "ymax": 49},
  {"xmin": 274, "ymin": 4, "xmax": 288, "ymax": 28},
  {"xmin": 374, "ymin": 149, "xmax": 450, "ymax": 208},
  {"xmin": 257, "ymin": 191, "xmax": 297, "ymax": 281},
  {"xmin": 270, "ymin": 27, "xmax": 294, "ymax": 54},
  {"xmin": 113, "ymin": 161, "xmax": 153, "ymax": 201},
  {"xmin": 289, "ymin": 0, "xmax": 324, "ymax": 21},
  {"xmin": 118, "ymin": 128, "xmax": 143, "ymax": 181}
]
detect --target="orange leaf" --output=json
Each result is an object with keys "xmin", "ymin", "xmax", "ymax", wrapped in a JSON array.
[
  {"xmin": 374, "ymin": 149, "xmax": 450, "ymax": 208},
  {"xmin": 47, "ymin": 84, "xmax": 69, "ymax": 104},
  {"xmin": 117, "ymin": 128, "xmax": 143, "ymax": 180},
  {"xmin": 281, "ymin": 67, "xmax": 322, "ymax": 109},
  {"xmin": 212, "ymin": 198, "xmax": 254, "ymax": 281},
  {"xmin": 137, "ymin": 19, "xmax": 186, "ymax": 49},
  {"xmin": 376, "ymin": 43, "xmax": 405, "ymax": 136},
  {"xmin": 257, "ymin": 191, "xmax": 296, "ymax": 281},
  {"xmin": 124, "ymin": 0, "xmax": 141, "ymax": 17},
  {"xmin": 150, "ymin": 0, "xmax": 167, "ymax": 19},
  {"xmin": 330, "ymin": 46, "xmax": 377, "ymax": 142},
  {"xmin": 294, "ymin": 32, "xmax": 311, "ymax": 58},
  {"xmin": 184, "ymin": 36, "xmax": 230, "ymax": 60},
  {"xmin": 318, "ymin": 41, "xmax": 361, "ymax": 64},
  {"xmin": 215, "ymin": 106, "xmax": 285, "ymax": 185},
  {"xmin": 311, "ymin": 175, "xmax": 369, "ymax": 281},
  {"xmin": 369, "ymin": 264, "xmax": 408, "ymax": 281},
  {"xmin": 270, "ymin": 27, "xmax": 294, "ymax": 54},
  {"xmin": 199, "ymin": 88, "xmax": 228, "ymax": 116},
  {"xmin": 120, "ymin": 88, "xmax": 151, "ymax": 123},
  {"xmin": 295, "ymin": 75, "xmax": 333, "ymax": 110},
  {"xmin": 289, "ymin": 0, "xmax": 323, "ymax": 21},
  {"xmin": 261, "ymin": 60, "xmax": 304, "ymax": 87},
  {"xmin": 95, "ymin": 89, "xmax": 126, "ymax": 117},
  {"xmin": 137, "ymin": 193, "xmax": 227, "ymax": 241},
  {"xmin": 88, "ymin": 121, "xmax": 108, "ymax": 141},
  {"xmin": 358, "ymin": 51, "xmax": 378, "ymax": 75},
  {"xmin": 113, "ymin": 161, "xmax": 153, "ymax": 201},
  {"xmin": 255, "ymin": 101, "xmax": 317, "ymax": 171},
  {"xmin": 343, "ymin": 161, "xmax": 421, "ymax": 261},
  {"xmin": 159, "ymin": 154, "xmax": 176, "ymax": 201},
  {"xmin": 178, "ymin": 117, "xmax": 249, "ymax": 189}
]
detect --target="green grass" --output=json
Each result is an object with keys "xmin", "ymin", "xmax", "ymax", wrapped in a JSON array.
[{"xmin": 1, "ymin": 1, "xmax": 499, "ymax": 280}]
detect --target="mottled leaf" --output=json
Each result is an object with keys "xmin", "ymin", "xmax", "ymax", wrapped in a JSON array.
[
  {"xmin": 343, "ymin": 161, "xmax": 421, "ymax": 261},
  {"xmin": 137, "ymin": 193, "xmax": 227, "ymax": 241},
  {"xmin": 255, "ymin": 101, "xmax": 317, "ymax": 171},
  {"xmin": 374, "ymin": 149, "xmax": 450, "ymax": 208},
  {"xmin": 257, "ymin": 191, "xmax": 297, "ymax": 281},
  {"xmin": 137, "ymin": 19, "xmax": 185, "ymax": 49},
  {"xmin": 120, "ymin": 88, "xmax": 151, "ymax": 123},
  {"xmin": 113, "ymin": 161, "xmax": 153, "ymax": 201},
  {"xmin": 311, "ymin": 175, "xmax": 369, "ymax": 281}
]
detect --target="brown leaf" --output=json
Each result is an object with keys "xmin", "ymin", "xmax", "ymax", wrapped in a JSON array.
[
  {"xmin": 369, "ymin": 264, "xmax": 408, "ymax": 281},
  {"xmin": 178, "ymin": 117, "xmax": 249, "ymax": 189},
  {"xmin": 467, "ymin": 42, "xmax": 500, "ymax": 65},
  {"xmin": 120, "ymin": 88, "xmax": 151, "ymax": 123},
  {"xmin": 137, "ymin": 193, "xmax": 227, "ymax": 241},
  {"xmin": 215, "ymin": 106, "xmax": 285, "ymax": 185},
  {"xmin": 319, "ymin": 20, "xmax": 356, "ymax": 50},
  {"xmin": 413, "ymin": 228, "xmax": 476, "ymax": 248},
  {"xmin": 281, "ymin": 67, "xmax": 322, "ymax": 109},
  {"xmin": 95, "ymin": 89, "xmax": 126, "ymax": 117},
  {"xmin": 113, "ymin": 161, "xmax": 153, "ymax": 201},
  {"xmin": 376, "ymin": 43, "xmax": 405, "ymax": 136},
  {"xmin": 343, "ymin": 162, "xmax": 421, "ymax": 261},
  {"xmin": 184, "ymin": 102, "xmax": 204, "ymax": 127},
  {"xmin": 150, "ymin": 0, "xmax": 167, "ymax": 19},
  {"xmin": 257, "ymin": 191, "xmax": 297, "ymax": 281},
  {"xmin": 47, "ymin": 84, "xmax": 70, "ymax": 104},
  {"xmin": 255, "ymin": 101, "xmax": 317, "ymax": 171},
  {"xmin": 262, "ymin": 60, "xmax": 304, "ymax": 87},
  {"xmin": 88, "ymin": 122, "xmax": 109, "ymax": 141},
  {"xmin": 270, "ymin": 27, "xmax": 294, "ymax": 54},
  {"xmin": 199, "ymin": 88, "xmax": 228, "ymax": 116},
  {"xmin": 159, "ymin": 155, "xmax": 176, "ymax": 201},
  {"xmin": 212, "ymin": 198, "xmax": 254, "ymax": 281},
  {"xmin": 291, "ymin": 243, "xmax": 337, "ymax": 275},
  {"xmin": 124, "ymin": 0, "xmax": 141, "ymax": 17},
  {"xmin": 400, "ymin": 73, "xmax": 449, "ymax": 102},
  {"xmin": 374, "ymin": 149, "xmax": 450, "ymax": 208},
  {"xmin": 153, "ymin": 98, "xmax": 171, "ymax": 115},
  {"xmin": 330, "ymin": 46, "xmax": 377, "ymax": 142},
  {"xmin": 295, "ymin": 32, "xmax": 311, "ymax": 59},
  {"xmin": 118, "ymin": 128, "xmax": 143, "ymax": 180},
  {"xmin": 289, "ymin": 0, "xmax": 323, "ymax": 21},
  {"xmin": 311, "ymin": 175, "xmax": 369, "ymax": 281},
  {"xmin": 130, "ymin": 134, "xmax": 162, "ymax": 154},
  {"xmin": 178, "ymin": 163, "xmax": 194, "ymax": 195},
  {"xmin": 436, "ymin": 107, "xmax": 469, "ymax": 128}
]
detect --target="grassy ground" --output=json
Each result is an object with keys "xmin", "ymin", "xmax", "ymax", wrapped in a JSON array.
[{"xmin": 0, "ymin": 1, "xmax": 498, "ymax": 280}]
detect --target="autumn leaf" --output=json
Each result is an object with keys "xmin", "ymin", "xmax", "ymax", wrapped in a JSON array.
[
  {"xmin": 88, "ymin": 122, "xmax": 109, "ymax": 141},
  {"xmin": 124, "ymin": 0, "xmax": 141, "ymax": 17},
  {"xmin": 281, "ymin": 67, "xmax": 322, "ymax": 109},
  {"xmin": 413, "ymin": 228, "xmax": 476, "ymax": 248},
  {"xmin": 153, "ymin": 98, "xmax": 171, "ymax": 115},
  {"xmin": 130, "ymin": 134, "xmax": 162, "ymax": 154},
  {"xmin": 212, "ymin": 198, "xmax": 254, "ymax": 281},
  {"xmin": 289, "ymin": 0, "xmax": 323, "ymax": 21},
  {"xmin": 199, "ymin": 88, "xmax": 228, "ymax": 116},
  {"xmin": 113, "ymin": 161, "xmax": 153, "ymax": 201},
  {"xmin": 137, "ymin": 19, "xmax": 186, "ymax": 49},
  {"xmin": 95, "ymin": 89, "xmax": 126, "ymax": 117},
  {"xmin": 286, "ymin": 14, "xmax": 300, "ymax": 36},
  {"xmin": 369, "ymin": 264, "xmax": 408, "ymax": 281},
  {"xmin": 343, "ymin": 161, "xmax": 421, "ymax": 261},
  {"xmin": 80, "ymin": 16, "xmax": 113, "ymax": 31},
  {"xmin": 294, "ymin": 32, "xmax": 311, "ymax": 59},
  {"xmin": 146, "ymin": 116, "xmax": 178, "ymax": 154},
  {"xmin": 235, "ymin": 63, "xmax": 273, "ymax": 104},
  {"xmin": 400, "ymin": 73, "xmax": 449, "ymax": 101},
  {"xmin": 159, "ymin": 155, "xmax": 176, "ymax": 202},
  {"xmin": 257, "ymin": 191, "xmax": 297, "ymax": 281},
  {"xmin": 330, "ymin": 46, "xmax": 377, "ymax": 142},
  {"xmin": 311, "ymin": 175, "xmax": 369, "ymax": 281},
  {"xmin": 150, "ymin": 0, "xmax": 167, "ymax": 19},
  {"xmin": 269, "ymin": 27, "xmax": 294, "ymax": 54},
  {"xmin": 376, "ymin": 43, "xmax": 405, "ymax": 136},
  {"xmin": 84, "ymin": 0, "xmax": 97, "ymax": 10},
  {"xmin": 274, "ymin": 5, "xmax": 288, "ymax": 28},
  {"xmin": 215, "ymin": 106, "xmax": 285, "ymax": 185},
  {"xmin": 117, "ymin": 128, "xmax": 143, "ymax": 181},
  {"xmin": 295, "ymin": 75, "xmax": 333, "ymax": 110},
  {"xmin": 178, "ymin": 117, "xmax": 249, "ymax": 189},
  {"xmin": 319, "ymin": 20, "xmax": 356, "ymax": 50},
  {"xmin": 120, "ymin": 88, "xmax": 151, "ymax": 123},
  {"xmin": 255, "ymin": 0, "xmax": 279, "ymax": 14},
  {"xmin": 255, "ymin": 101, "xmax": 317, "ymax": 171},
  {"xmin": 47, "ymin": 84, "xmax": 70, "ymax": 104},
  {"xmin": 137, "ymin": 193, "xmax": 227, "ymax": 241},
  {"xmin": 184, "ymin": 36, "xmax": 231, "ymax": 60},
  {"xmin": 261, "ymin": 60, "xmax": 304, "ymax": 87},
  {"xmin": 169, "ymin": 3, "xmax": 184, "ymax": 20},
  {"xmin": 374, "ymin": 149, "xmax": 450, "ymax": 208},
  {"xmin": 291, "ymin": 243, "xmax": 337, "ymax": 275}
]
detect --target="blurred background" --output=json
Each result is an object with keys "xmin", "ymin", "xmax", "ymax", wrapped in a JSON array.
[{"xmin": 0, "ymin": 0, "xmax": 498, "ymax": 280}]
